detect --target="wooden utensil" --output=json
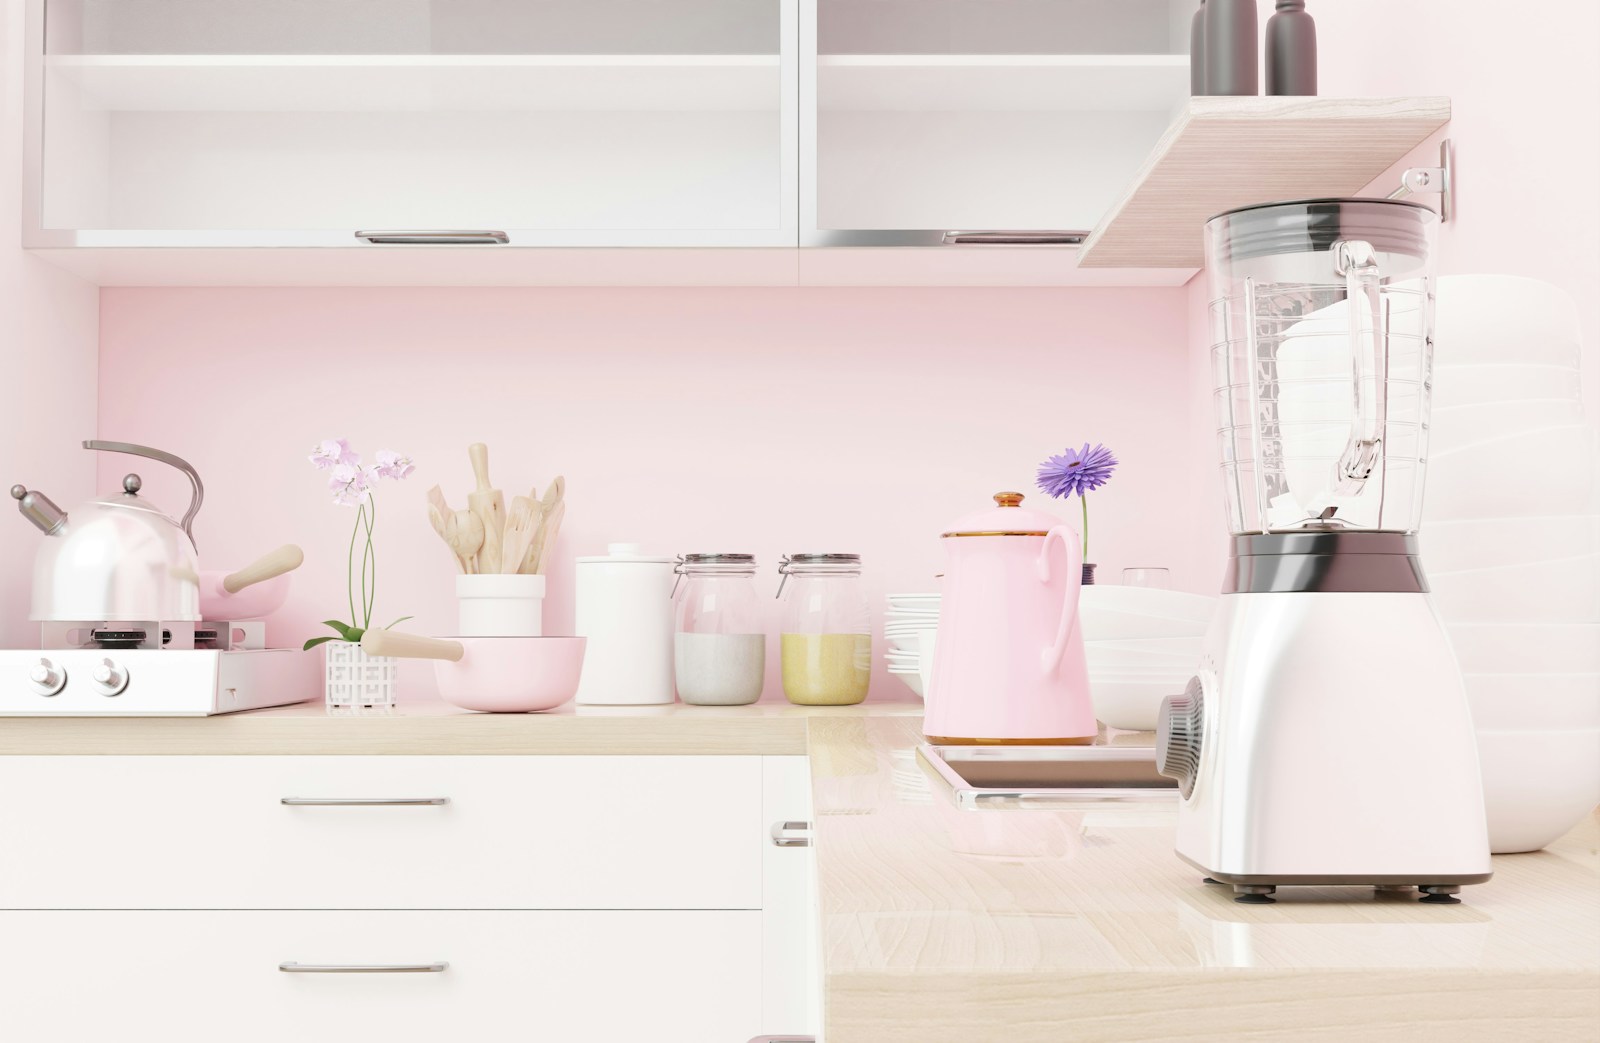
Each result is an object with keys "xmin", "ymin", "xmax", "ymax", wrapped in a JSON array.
[
  {"xmin": 521, "ymin": 476, "xmax": 565, "ymax": 574},
  {"xmin": 467, "ymin": 443, "xmax": 505, "ymax": 574},
  {"xmin": 451, "ymin": 509, "xmax": 485, "ymax": 574},
  {"xmin": 532, "ymin": 499, "xmax": 565, "ymax": 577},
  {"xmin": 426, "ymin": 485, "xmax": 466, "ymax": 572},
  {"xmin": 500, "ymin": 495, "xmax": 539, "ymax": 576}
]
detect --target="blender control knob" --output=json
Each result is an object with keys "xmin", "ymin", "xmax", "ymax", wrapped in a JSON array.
[
  {"xmin": 1156, "ymin": 677, "xmax": 1205, "ymax": 799},
  {"xmin": 28, "ymin": 658, "xmax": 66, "ymax": 697},
  {"xmin": 92, "ymin": 658, "xmax": 129, "ymax": 697}
]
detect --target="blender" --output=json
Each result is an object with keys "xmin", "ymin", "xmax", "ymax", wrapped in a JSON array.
[{"xmin": 1156, "ymin": 199, "xmax": 1491, "ymax": 903}]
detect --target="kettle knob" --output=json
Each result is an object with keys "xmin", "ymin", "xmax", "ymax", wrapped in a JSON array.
[
  {"xmin": 122, "ymin": 474, "xmax": 142, "ymax": 494},
  {"xmin": 994, "ymin": 492, "xmax": 1025, "ymax": 507}
]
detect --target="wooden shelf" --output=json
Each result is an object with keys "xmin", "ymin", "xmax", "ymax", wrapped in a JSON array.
[
  {"xmin": 817, "ymin": 54, "xmax": 1188, "ymax": 112},
  {"xmin": 47, "ymin": 54, "xmax": 781, "ymax": 112},
  {"xmin": 1077, "ymin": 96, "xmax": 1453, "ymax": 268}
]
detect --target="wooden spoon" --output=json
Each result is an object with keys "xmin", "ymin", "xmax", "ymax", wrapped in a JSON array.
[
  {"xmin": 522, "ymin": 476, "xmax": 565, "ymax": 574},
  {"xmin": 500, "ymin": 495, "xmax": 538, "ymax": 576},
  {"xmin": 467, "ymin": 444, "xmax": 505, "ymax": 575},
  {"xmin": 451, "ymin": 509, "xmax": 485, "ymax": 575},
  {"xmin": 531, "ymin": 499, "xmax": 565, "ymax": 576}
]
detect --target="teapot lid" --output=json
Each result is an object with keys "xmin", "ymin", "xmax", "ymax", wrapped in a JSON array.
[
  {"xmin": 942, "ymin": 492, "xmax": 1059, "ymax": 538},
  {"xmin": 91, "ymin": 473, "xmax": 174, "ymax": 520}
]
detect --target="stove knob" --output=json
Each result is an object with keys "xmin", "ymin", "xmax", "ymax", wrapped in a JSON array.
[
  {"xmin": 28, "ymin": 658, "xmax": 66, "ymax": 697},
  {"xmin": 92, "ymin": 658, "xmax": 129, "ymax": 697},
  {"xmin": 1156, "ymin": 676, "xmax": 1205, "ymax": 799}
]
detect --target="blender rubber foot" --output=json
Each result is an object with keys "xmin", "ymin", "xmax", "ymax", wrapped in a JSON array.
[
  {"xmin": 1233, "ymin": 885, "xmax": 1276, "ymax": 904},
  {"xmin": 1419, "ymin": 885, "xmax": 1462, "ymax": 904}
]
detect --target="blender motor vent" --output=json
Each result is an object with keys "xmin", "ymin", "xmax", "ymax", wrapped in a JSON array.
[{"xmin": 1157, "ymin": 677, "xmax": 1205, "ymax": 799}]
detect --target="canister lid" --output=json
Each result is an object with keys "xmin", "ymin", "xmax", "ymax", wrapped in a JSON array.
[
  {"xmin": 942, "ymin": 492, "xmax": 1058, "ymax": 537},
  {"xmin": 575, "ymin": 542, "xmax": 673, "ymax": 564}
]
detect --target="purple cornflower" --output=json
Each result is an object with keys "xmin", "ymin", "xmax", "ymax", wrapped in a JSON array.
[{"xmin": 1036, "ymin": 443, "xmax": 1118, "ymax": 500}]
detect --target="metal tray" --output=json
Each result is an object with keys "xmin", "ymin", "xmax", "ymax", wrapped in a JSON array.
[{"xmin": 918, "ymin": 743, "xmax": 1177, "ymax": 809}]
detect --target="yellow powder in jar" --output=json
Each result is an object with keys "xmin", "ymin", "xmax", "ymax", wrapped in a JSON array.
[{"xmin": 781, "ymin": 633, "xmax": 871, "ymax": 706}]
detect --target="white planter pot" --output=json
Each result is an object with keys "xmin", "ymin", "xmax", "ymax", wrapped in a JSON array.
[
  {"xmin": 324, "ymin": 641, "xmax": 397, "ymax": 709},
  {"xmin": 457, "ymin": 574, "xmax": 545, "ymax": 637}
]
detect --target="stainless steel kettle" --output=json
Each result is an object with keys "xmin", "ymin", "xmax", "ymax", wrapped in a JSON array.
[{"xmin": 11, "ymin": 441, "xmax": 204, "ymax": 622}]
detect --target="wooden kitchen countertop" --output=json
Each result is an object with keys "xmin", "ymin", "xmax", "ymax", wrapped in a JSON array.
[{"xmin": 4, "ymin": 700, "xmax": 1597, "ymax": 1041}]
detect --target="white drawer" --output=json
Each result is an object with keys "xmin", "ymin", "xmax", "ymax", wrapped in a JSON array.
[
  {"xmin": 0, "ymin": 910, "xmax": 762, "ymax": 1043},
  {"xmin": 0, "ymin": 755, "xmax": 761, "ymax": 909}
]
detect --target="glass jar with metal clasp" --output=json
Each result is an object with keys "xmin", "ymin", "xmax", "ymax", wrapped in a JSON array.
[
  {"xmin": 671, "ymin": 553, "xmax": 766, "ymax": 706},
  {"xmin": 777, "ymin": 553, "xmax": 871, "ymax": 706}
]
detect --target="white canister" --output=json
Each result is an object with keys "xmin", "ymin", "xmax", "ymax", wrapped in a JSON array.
[
  {"xmin": 574, "ymin": 543, "xmax": 675, "ymax": 705},
  {"xmin": 457, "ymin": 574, "xmax": 546, "ymax": 637}
]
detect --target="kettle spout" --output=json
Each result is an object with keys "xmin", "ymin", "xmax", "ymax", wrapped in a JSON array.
[{"xmin": 10, "ymin": 485, "xmax": 68, "ymax": 536}]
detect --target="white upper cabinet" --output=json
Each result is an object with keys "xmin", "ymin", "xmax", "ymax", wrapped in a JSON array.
[
  {"xmin": 29, "ymin": 0, "xmax": 798, "ymax": 246},
  {"xmin": 803, "ymin": 0, "xmax": 1193, "ymax": 244}
]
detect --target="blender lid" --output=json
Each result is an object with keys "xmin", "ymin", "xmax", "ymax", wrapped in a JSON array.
[
  {"xmin": 942, "ymin": 492, "xmax": 1059, "ymax": 537},
  {"xmin": 1207, "ymin": 197, "xmax": 1437, "ymax": 263}
]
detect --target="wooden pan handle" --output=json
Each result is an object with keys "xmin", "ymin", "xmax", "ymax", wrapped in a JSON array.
[
  {"xmin": 223, "ymin": 544, "xmax": 305, "ymax": 593},
  {"xmin": 361, "ymin": 629, "xmax": 466, "ymax": 662}
]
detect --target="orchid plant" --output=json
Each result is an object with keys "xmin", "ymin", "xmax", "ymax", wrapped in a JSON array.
[
  {"xmin": 1036, "ymin": 442, "xmax": 1119, "ymax": 561},
  {"xmin": 304, "ymin": 439, "xmax": 416, "ymax": 651}
]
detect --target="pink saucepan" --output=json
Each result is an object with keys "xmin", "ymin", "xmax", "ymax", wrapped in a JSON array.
[
  {"xmin": 199, "ymin": 544, "xmax": 304, "ymax": 620},
  {"xmin": 361, "ymin": 629, "xmax": 586, "ymax": 713}
]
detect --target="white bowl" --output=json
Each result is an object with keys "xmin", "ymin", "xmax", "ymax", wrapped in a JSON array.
[
  {"xmin": 1079, "ymin": 586, "xmax": 1216, "ymax": 622},
  {"xmin": 1465, "ymin": 673, "xmax": 1600, "ymax": 731},
  {"xmin": 1085, "ymin": 636, "xmax": 1207, "ymax": 656},
  {"xmin": 1423, "ymin": 515, "xmax": 1600, "ymax": 573},
  {"xmin": 1436, "ymin": 275, "xmax": 1584, "ymax": 369},
  {"xmin": 1080, "ymin": 609, "xmax": 1211, "ymax": 642},
  {"xmin": 1089, "ymin": 675, "xmax": 1192, "ymax": 731},
  {"xmin": 1429, "ymin": 554, "xmax": 1600, "ymax": 624},
  {"xmin": 1475, "ymin": 727, "xmax": 1600, "ymax": 853},
  {"xmin": 1448, "ymin": 622, "xmax": 1600, "ymax": 674},
  {"xmin": 1426, "ymin": 425, "xmax": 1597, "ymax": 520},
  {"xmin": 1432, "ymin": 363, "xmax": 1584, "ymax": 406},
  {"xmin": 1086, "ymin": 648, "xmax": 1203, "ymax": 674},
  {"xmin": 1430, "ymin": 399, "xmax": 1587, "ymax": 448},
  {"xmin": 886, "ymin": 593, "xmax": 941, "ymax": 603},
  {"xmin": 889, "ymin": 669, "xmax": 925, "ymax": 699}
]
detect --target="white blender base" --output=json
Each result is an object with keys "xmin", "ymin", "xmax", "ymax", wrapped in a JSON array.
[{"xmin": 1174, "ymin": 591, "xmax": 1492, "ymax": 901}]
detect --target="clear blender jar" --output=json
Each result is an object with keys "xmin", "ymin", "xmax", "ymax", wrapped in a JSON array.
[{"xmin": 1206, "ymin": 199, "xmax": 1439, "ymax": 537}]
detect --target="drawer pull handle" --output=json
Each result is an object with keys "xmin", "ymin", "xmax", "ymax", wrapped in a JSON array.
[
  {"xmin": 280, "ymin": 797, "xmax": 450, "ymax": 807},
  {"xmin": 280, "ymin": 962, "xmax": 448, "ymax": 974},
  {"xmin": 770, "ymin": 820, "xmax": 813, "ymax": 848},
  {"xmin": 356, "ymin": 229, "xmax": 509, "ymax": 245}
]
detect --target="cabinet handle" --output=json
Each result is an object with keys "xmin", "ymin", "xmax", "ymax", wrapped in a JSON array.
[
  {"xmin": 279, "ymin": 962, "xmax": 448, "ymax": 974},
  {"xmin": 942, "ymin": 230, "xmax": 1087, "ymax": 245},
  {"xmin": 280, "ymin": 797, "xmax": 450, "ymax": 806},
  {"xmin": 770, "ymin": 820, "xmax": 813, "ymax": 848},
  {"xmin": 356, "ymin": 229, "xmax": 509, "ymax": 245}
]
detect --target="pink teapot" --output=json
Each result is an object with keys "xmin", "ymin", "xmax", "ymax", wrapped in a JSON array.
[{"xmin": 923, "ymin": 492, "xmax": 1095, "ymax": 745}]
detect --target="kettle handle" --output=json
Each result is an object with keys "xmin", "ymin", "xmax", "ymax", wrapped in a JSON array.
[
  {"xmin": 83, "ymin": 441, "xmax": 204, "ymax": 548},
  {"xmin": 1036, "ymin": 525, "xmax": 1083, "ymax": 676}
]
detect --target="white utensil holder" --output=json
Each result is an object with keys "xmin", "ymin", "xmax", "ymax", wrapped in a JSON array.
[
  {"xmin": 457, "ymin": 574, "xmax": 545, "ymax": 637},
  {"xmin": 324, "ymin": 642, "xmax": 397, "ymax": 709}
]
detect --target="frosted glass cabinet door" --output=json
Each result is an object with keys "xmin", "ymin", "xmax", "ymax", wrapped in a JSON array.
[
  {"xmin": 803, "ymin": 0, "xmax": 1194, "ymax": 245},
  {"xmin": 29, "ymin": 0, "xmax": 798, "ymax": 247}
]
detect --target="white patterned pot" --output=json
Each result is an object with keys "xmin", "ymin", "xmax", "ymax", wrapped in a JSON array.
[{"xmin": 324, "ymin": 641, "xmax": 397, "ymax": 709}]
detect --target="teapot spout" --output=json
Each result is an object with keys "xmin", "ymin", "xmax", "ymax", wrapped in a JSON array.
[{"xmin": 10, "ymin": 485, "xmax": 69, "ymax": 536}]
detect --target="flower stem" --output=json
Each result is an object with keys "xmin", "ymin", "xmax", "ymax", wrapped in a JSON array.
[
  {"xmin": 359, "ymin": 502, "xmax": 373, "ymax": 631},
  {"xmin": 345, "ymin": 505, "xmax": 362, "ymax": 630},
  {"xmin": 1081, "ymin": 494, "xmax": 1089, "ymax": 562},
  {"xmin": 363, "ymin": 496, "xmax": 378, "ymax": 629}
]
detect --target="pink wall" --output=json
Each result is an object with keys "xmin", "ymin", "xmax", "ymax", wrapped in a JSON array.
[
  {"xmin": 97, "ymin": 286, "xmax": 1196, "ymax": 700},
  {"xmin": 0, "ymin": 0, "xmax": 101, "ymax": 646}
]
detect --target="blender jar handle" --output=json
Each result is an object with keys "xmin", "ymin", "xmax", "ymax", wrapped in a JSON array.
[
  {"xmin": 1333, "ymin": 240, "xmax": 1388, "ymax": 496},
  {"xmin": 1036, "ymin": 525, "xmax": 1084, "ymax": 677}
]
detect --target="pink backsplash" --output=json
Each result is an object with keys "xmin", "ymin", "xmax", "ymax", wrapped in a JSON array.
[{"xmin": 96, "ymin": 286, "xmax": 1200, "ymax": 700}]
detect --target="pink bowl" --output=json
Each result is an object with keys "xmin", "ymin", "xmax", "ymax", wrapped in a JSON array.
[{"xmin": 433, "ymin": 636, "xmax": 587, "ymax": 713}]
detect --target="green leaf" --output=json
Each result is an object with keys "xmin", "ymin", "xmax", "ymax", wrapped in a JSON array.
[
  {"xmin": 384, "ymin": 615, "xmax": 414, "ymax": 630},
  {"xmin": 321, "ymin": 619, "xmax": 359, "ymax": 641},
  {"xmin": 302, "ymin": 635, "xmax": 339, "ymax": 651}
]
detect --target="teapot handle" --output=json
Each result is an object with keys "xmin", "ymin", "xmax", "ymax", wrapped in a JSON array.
[
  {"xmin": 1036, "ymin": 524, "xmax": 1083, "ymax": 677},
  {"xmin": 83, "ymin": 440, "xmax": 204, "ymax": 548}
]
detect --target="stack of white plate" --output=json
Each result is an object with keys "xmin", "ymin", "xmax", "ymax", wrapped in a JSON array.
[
  {"xmin": 1080, "ymin": 586, "xmax": 1215, "ymax": 731},
  {"xmin": 884, "ymin": 593, "xmax": 940, "ymax": 699},
  {"xmin": 1425, "ymin": 275, "xmax": 1600, "ymax": 853}
]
